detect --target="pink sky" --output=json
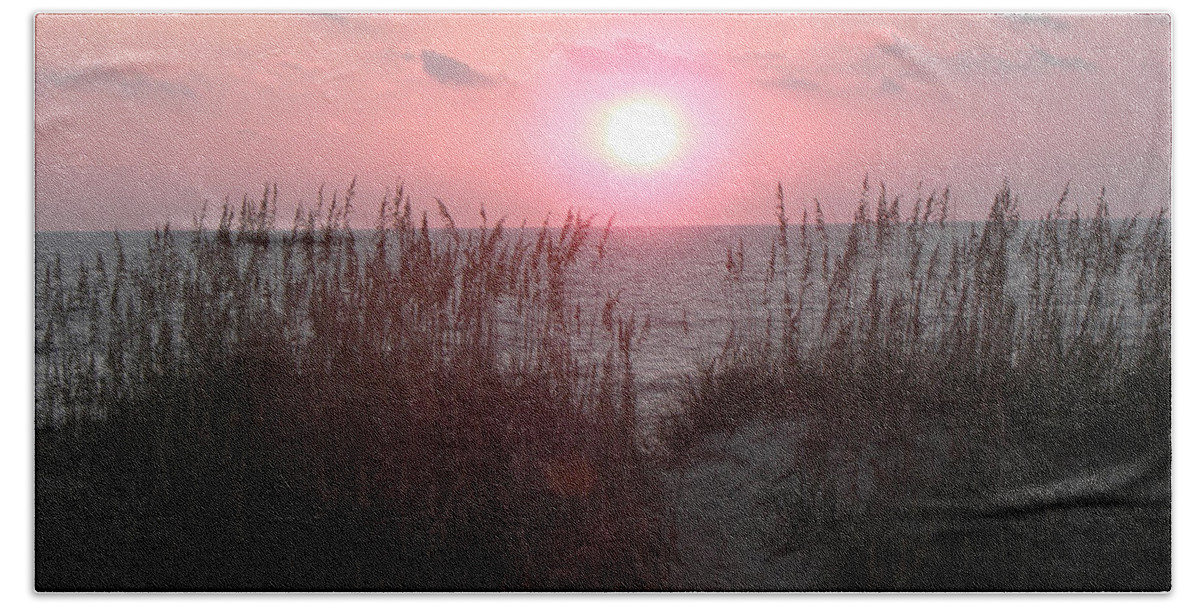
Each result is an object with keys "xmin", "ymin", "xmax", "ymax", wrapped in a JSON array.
[{"xmin": 34, "ymin": 13, "xmax": 1170, "ymax": 230}]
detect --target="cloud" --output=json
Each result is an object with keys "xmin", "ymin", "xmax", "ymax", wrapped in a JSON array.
[
  {"xmin": 875, "ymin": 35, "xmax": 945, "ymax": 85},
  {"xmin": 420, "ymin": 50, "xmax": 492, "ymax": 87},
  {"xmin": 878, "ymin": 77, "xmax": 904, "ymax": 95},
  {"xmin": 37, "ymin": 64, "xmax": 195, "ymax": 99},
  {"xmin": 1032, "ymin": 47, "xmax": 1094, "ymax": 71}
]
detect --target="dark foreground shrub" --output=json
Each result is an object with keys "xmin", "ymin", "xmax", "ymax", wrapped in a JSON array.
[
  {"xmin": 36, "ymin": 184, "xmax": 673, "ymax": 590},
  {"xmin": 668, "ymin": 181, "xmax": 1170, "ymax": 590}
]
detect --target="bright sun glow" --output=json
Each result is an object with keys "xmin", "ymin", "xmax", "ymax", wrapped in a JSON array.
[{"xmin": 601, "ymin": 96, "xmax": 683, "ymax": 170}]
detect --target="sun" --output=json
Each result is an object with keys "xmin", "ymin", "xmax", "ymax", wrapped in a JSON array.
[{"xmin": 600, "ymin": 95, "xmax": 684, "ymax": 171}]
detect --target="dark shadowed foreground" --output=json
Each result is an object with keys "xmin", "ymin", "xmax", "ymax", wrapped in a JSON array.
[
  {"xmin": 36, "ymin": 182, "xmax": 1169, "ymax": 590},
  {"xmin": 37, "ymin": 185, "xmax": 671, "ymax": 590},
  {"xmin": 662, "ymin": 182, "xmax": 1169, "ymax": 590}
]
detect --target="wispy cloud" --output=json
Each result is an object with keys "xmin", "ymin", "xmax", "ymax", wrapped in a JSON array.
[
  {"xmin": 878, "ymin": 77, "xmax": 904, "ymax": 95},
  {"xmin": 420, "ymin": 50, "xmax": 492, "ymax": 87},
  {"xmin": 37, "ymin": 63, "xmax": 195, "ymax": 99},
  {"xmin": 875, "ymin": 35, "xmax": 945, "ymax": 86},
  {"xmin": 745, "ymin": 33, "xmax": 952, "ymax": 98},
  {"xmin": 1032, "ymin": 47, "xmax": 1093, "ymax": 71}
]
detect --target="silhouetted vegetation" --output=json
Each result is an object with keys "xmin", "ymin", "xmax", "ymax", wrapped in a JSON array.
[
  {"xmin": 36, "ymin": 182, "xmax": 672, "ymax": 590},
  {"xmin": 665, "ymin": 180, "xmax": 1170, "ymax": 590},
  {"xmin": 36, "ymin": 179, "xmax": 1170, "ymax": 591}
]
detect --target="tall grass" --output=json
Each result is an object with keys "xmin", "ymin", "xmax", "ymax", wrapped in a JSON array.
[
  {"xmin": 668, "ymin": 180, "xmax": 1170, "ymax": 590},
  {"xmin": 35, "ymin": 178, "xmax": 1172, "ymax": 590},
  {"xmin": 35, "ymin": 183, "xmax": 672, "ymax": 590}
]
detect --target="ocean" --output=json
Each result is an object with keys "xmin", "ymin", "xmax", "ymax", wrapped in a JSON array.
[
  {"xmin": 33, "ymin": 219, "xmax": 1172, "ymax": 590},
  {"xmin": 34, "ymin": 218, "xmax": 1158, "ymax": 428}
]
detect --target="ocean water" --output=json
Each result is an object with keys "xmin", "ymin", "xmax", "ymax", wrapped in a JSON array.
[
  {"xmin": 34, "ymin": 219, "xmax": 1161, "ymax": 425},
  {"xmin": 35, "ymin": 226, "xmax": 773, "ymax": 422},
  {"xmin": 33, "ymin": 222, "xmax": 1172, "ymax": 591}
]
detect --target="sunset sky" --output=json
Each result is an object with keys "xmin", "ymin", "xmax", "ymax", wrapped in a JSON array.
[{"xmin": 34, "ymin": 13, "xmax": 1170, "ymax": 230}]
